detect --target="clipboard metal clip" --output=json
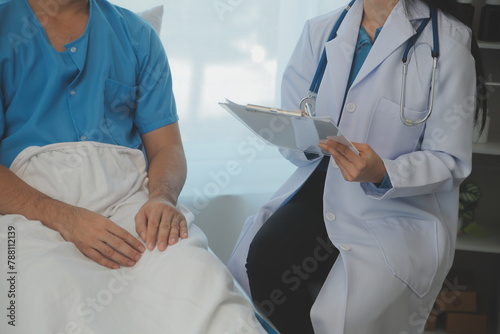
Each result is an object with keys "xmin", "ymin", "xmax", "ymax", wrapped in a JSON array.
[
  {"xmin": 246, "ymin": 104, "xmax": 304, "ymax": 117},
  {"xmin": 221, "ymin": 99, "xmax": 360, "ymax": 156}
]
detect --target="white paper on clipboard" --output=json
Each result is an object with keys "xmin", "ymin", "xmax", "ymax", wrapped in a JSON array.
[{"xmin": 219, "ymin": 99, "xmax": 359, "ymax": 155}]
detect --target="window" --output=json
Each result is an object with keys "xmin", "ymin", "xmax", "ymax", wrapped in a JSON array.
[{"xmin": 113, "ymin": 0, "xmax": 345, "ymax": 198}]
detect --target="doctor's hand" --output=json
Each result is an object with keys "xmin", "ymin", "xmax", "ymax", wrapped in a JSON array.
[
  {"xmin": 135, "ymin": 196, "xmax": 188, "ymax": 252},
  {"xmin": 58, "ymin": 207, "xmax": 146, "ymax": 270},
  {"xmin": 318, "ymin": 139, "xmax": 386, "ymax": 184}
]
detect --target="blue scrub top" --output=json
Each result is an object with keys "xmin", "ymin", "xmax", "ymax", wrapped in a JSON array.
[
  {"xmin": 0, "ymin": 0, "xmax": 178, "ymax": 167},
  {"xmin": 346, "ymin": 26, "xmax": 382, "ymax": 90},
  {"xmin": 346, "ymin": 25, "xmax": 392, "ymax": 190}
]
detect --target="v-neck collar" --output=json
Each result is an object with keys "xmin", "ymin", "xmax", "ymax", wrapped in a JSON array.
[{"xmin": 21, "ymin": 0, "xmax": 93, "ymax": 54}]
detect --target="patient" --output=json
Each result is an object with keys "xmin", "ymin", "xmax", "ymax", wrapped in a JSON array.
[
  {"xmin": 0, "ymin": 0, "xmax": 186, "ymax": 269},
  {"xmin": 0, "ymin": 0, "xmax": 266, "ymax": 333}
]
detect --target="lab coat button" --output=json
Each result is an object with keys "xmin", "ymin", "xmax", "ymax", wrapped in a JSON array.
[
  {"xmin": 70, "ymin": 90, "xmax": 76, "ymax": 96},
  {"xmin": 326, "ymin": 212, "xmax": 336, "ymax": 221},
  {"xmin": 70, "ymin": 47, "xmax": 77, "ymax": 53},
  {"xmin": 339, "ymin": 244, "xmax": 351, "ymax": 251},
  {"xmin": 80, "ymin": 136, "xmax": 87, "ymax": 141},
  {"xmin": 345, "ymin": 103, "xmax": 356, "ymax": 113}
]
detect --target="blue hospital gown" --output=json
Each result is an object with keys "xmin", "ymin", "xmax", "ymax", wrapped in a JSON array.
[{"xmin": 0, "ymin": 0, "xmax": 178, "ymax": 167}]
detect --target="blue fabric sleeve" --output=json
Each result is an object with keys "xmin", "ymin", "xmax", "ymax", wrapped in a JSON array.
[
  {"xmin": 360, "ymin": 173, "xmax": 393, "ymax": 197},
  {"xmin": 134, "ymin": 27, "xmax": 178, "ymax": 135},
  {"xmin": 376, "ymin": 173, "xmax": 393, "ymax": 189},
  {"xmin": 0, "ymin": 89, "xmax": 4, "ymax": 142}
]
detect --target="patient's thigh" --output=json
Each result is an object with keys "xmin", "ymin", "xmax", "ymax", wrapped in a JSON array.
[{"xmin": 107, "ymin": 191, "xmax": 148, "ymax": 236}]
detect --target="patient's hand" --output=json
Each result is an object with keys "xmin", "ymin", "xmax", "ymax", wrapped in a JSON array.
[
  {"xmin": 59, "ymin": 207, "xmax": 146, "ymax": 269},
  {"xmin": 135, "ymin": 197, "xmax": 188, "ymax": 251}
]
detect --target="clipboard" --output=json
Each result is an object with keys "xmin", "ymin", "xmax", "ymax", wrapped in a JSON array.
[{"xmin": 219, "ymin": 99, "xmax": 359, "ymax": 155}]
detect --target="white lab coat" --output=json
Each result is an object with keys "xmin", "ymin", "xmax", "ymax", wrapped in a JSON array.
[{"xmin": 228, "ymin": 0, "xmax": 476, "ymax": 333}]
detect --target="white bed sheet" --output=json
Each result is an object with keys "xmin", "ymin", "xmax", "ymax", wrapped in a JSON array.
[{"xmin": 0, "ymin": 142, "xmax": 267, "ymax": 334}]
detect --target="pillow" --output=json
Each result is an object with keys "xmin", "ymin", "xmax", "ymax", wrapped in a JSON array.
[{"xmin": 136, "ymin": 5, "xmax": 164, "ymax": 34}]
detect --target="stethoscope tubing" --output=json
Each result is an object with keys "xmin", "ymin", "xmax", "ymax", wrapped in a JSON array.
[
  {"xmin": 400, "ymin": 5, "xmax": 439, "ymax": 126},
  {"xmin": 303, "ymin": 0, "xmax": 440, "ymax": 127}
]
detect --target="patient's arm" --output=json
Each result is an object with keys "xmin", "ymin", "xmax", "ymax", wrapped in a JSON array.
[
  {"xmin": 0, "ymin": 165, "xmax": 145, "ymax": 269},
  {"xmin": 136, "ymin": 122, "xmax": 188, "ymax": 251}
]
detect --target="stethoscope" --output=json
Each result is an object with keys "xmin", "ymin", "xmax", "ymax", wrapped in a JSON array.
[{"xmin": 299, "ymin": 0, "xmax": 440, "ymax": 127}]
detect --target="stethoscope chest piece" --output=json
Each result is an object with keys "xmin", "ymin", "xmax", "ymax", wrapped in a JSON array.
[
  {"xmin": 299, "ymin": 94, "xmax": 317, "ymax": 116},
  {"xmin": 300, "ymin": 0, "xmax": 440, "ymax": 127}
]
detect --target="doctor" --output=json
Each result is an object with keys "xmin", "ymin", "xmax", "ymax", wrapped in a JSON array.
[{"xmin": 228, "ymin": 0, "xmax": 487, "ymax": 333}]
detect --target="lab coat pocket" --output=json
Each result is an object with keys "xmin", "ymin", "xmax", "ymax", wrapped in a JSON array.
[
  {"xmin": 366, "ymin": 98, "xmax": 426, "ymax": 160},
  {"xmin": 103, "ymin": 79, "xmax": 141, "ymax": 147},
  {"xmin": 364, "ymin": 217, "xmax": 438, "ymax": 298}
]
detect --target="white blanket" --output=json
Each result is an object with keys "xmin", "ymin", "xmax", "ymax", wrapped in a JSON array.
[{"xmin": 0, "ymin": 142, "xmax": 266, "ymax": 334}]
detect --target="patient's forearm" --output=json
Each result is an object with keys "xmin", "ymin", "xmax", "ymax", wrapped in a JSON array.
[
  {"xmin": 142, "ymin": 123, "xmax": 187, "ymax": 204},
  {"xmin": 0, "ymin": 164, "xmax": 145, "ymax": 268},
  {"xmin": 136, "ymin": 123, "xmax": 189, "ymax": 249},
  {"xmin": 0, "ymin": 164, "xmax": 74, "ymax": 232},
  {"xmin": 147, "ymin": 144, "xmax": 187, "ymax": 204}
]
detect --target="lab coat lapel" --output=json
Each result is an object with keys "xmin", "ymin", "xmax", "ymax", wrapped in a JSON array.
[
  {"xmin": 349, "ymin": 1, "xmax": 428, "ymax": 90},
  {"xmin": 321, "ymin": 0, "xmax": 363, "ymax": 121}
]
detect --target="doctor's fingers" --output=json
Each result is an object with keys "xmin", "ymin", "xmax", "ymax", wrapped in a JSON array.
[
  {"xmin": 329, "ymin": 140, "xmax": 362, "ymax": 161},
  {"xmin": 319, "ymin": 142, "xmax": 367, "ymax": 180},
  {"xmin": 338, "ymin": 147, "xmax": 387, "ymax": 183},
  {"xmin": 319, "ymin": 140, "xmax": 350, "ymax": 161},
  {"xmin": 319, "ymin": 141, "xmax": 355, "ymax": 168},
  {"xmin": 333, "ymin": 157, "xmax": 360, "ymax": 182}
]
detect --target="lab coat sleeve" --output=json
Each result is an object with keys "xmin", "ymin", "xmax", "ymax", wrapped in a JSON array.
[
  {"xmin": 280, "ymin": 19, "xmax": 324, "ymax": 167},
  {"xmin": 362, "ymin": 26, "xmax": 475, "ymax": 199}
]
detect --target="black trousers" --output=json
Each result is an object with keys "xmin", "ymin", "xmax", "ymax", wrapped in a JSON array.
[{"xmin": 246, "ymin": 158, "xmax": 339, "ymax": 334}]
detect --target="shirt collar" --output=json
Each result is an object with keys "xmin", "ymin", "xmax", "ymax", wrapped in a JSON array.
[
  {"xmin": 358, "ymin": 25, "xmax": 383, "ymax": 44},
  {"xmin": 64, "ymin": 0, "xmax": 94, "ymax": 71}
]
